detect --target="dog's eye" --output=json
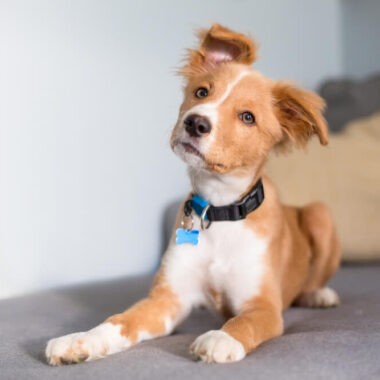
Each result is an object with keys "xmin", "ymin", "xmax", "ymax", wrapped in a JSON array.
[
  {"xmin": 239, "ymin": 111, "xmax": 256, "ymax": 125},
  {"xmin": 194, "ymin": 87, "xmax": 208, "ymax": 99}
]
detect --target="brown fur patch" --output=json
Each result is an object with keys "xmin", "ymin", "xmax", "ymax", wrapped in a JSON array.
[
  {"xmin": 208, "ymin": 287, "xmax": 234, "ymax": 319},
  {"xmin": 171, "ymin": 64, "xmax": 284, "ymax": 174},
  {"xmin": 272, "ymin": 81, "xmax": 328, "ymax": 151},
  {"xmin": 219, "ymin": 174, "xmax": 340, "ymax": 353},
  {"xmin": 107, "ymin": 271, "xmax": 182, "ymax": 343},
  {"xmin": 221, "ymin": 282, "xmax": 283, "ymax": 352},
  {"xmin": 180, "ymin": 24, "xmax": 258, "ymax": 78}
]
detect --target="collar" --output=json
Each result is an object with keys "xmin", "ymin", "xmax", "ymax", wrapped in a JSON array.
[{"xmin": 184, "ymin": 178, "xmax": 264, "ymax": 229}]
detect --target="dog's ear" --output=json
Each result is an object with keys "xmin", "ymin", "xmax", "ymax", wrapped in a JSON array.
[
  {"xmin": 272, "ymin": 81, "xmax": 328, "ymax": 151},
  {"xmin": 180, "ymin": 24, "xmax": 257, "ymax": 78}
]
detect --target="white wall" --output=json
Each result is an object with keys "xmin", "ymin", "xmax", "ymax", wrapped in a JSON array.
[{"xmin": 0, "ymin": 0, "xmax": 347, "ymax": 298}]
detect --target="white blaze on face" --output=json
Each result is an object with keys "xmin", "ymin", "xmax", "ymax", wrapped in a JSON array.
[
  {"xmin": 181, "ymin": 70, "xmax": 252, "ymax": 140},
  {"xmin": 173, "ymin": 68, "xmax": 254, "ymax": 168}
]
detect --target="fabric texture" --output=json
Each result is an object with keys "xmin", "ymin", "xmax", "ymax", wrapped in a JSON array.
[
  {"xmin": 266, "ymin": 112, "xmax": 380, "ymax": 261},
  {"xmin": 1, "ymin": 265, "xmax": 380, "ymax": 380},
  {"xmin": 319, "ymin": 74, "xmax": 380, "ymax": 133}
]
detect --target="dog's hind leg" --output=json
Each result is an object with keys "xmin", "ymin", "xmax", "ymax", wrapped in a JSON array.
[
  {"xmin": 293, "ymin": 202, "xmax": 341, "ymax": 308},
  {"xmin": 46, "ymin": 270, "xmax": 188, "ymax": 365}
]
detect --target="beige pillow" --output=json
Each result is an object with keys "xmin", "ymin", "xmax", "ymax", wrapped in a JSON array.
[{"xmin": 266, "ymin": 112, "xmax": 380, "ymax": 261}]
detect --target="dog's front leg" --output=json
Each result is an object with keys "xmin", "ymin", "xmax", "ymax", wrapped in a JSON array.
[
  {"xmin": 46, "ymin": 271, "xmax": 187, "ymax": 365},
  {"xmin": 190, "ymin": 295, "xmax": 283, "ymax": 363}
]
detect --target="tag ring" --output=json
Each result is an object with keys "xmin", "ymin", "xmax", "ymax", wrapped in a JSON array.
[
  {"xmin": 181, "ymin": 213, "xmax": 194, "ymax": 231},
  {"xmin": 200, "ymin": 205, "xmax": 211, "ymax": 230}
]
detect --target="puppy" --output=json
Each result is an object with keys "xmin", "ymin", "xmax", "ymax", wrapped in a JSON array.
[{"xmin": 46, "ymin": 24, "xmax": 340, "ymax": 365}]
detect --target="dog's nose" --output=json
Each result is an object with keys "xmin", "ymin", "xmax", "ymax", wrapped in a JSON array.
[{"xmin": 184, "ymin": 114, "xmax": 211, "ymax": 137}]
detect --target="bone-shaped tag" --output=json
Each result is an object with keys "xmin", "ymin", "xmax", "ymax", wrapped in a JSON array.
[{"xmin": 176, "ymin": 228, "xmax": 199, "ymax": 245}]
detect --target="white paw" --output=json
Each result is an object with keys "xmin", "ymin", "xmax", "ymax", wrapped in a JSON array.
[
  {"xmin": 296, "ymin": 287, "xmax": 340, "ymax": 308},
  {"xmin": 46, "ymin": 323, "xmax": 130, "ymax": 366},
  {"xmin": 190, "ymin": 330, "xmax": 246, "ymax": 363}
]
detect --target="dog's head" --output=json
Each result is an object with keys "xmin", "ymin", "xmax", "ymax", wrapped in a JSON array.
[{"xmin": 171, "ymin": 24, "xmax": 328, "ymax": 174}]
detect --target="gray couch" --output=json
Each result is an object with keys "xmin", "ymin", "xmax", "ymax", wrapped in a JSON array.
[
  {"xmin": 1, "ymin": 264, "xmax": 380, "ymax": 380},
  {"xmin": 319, "ymin": 73, "xmax": 380, "ymax": 133}
]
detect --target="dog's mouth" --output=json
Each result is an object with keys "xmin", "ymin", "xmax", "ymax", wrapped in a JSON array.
[
  {"xmin": 173, "ymin": 140, "xmax": 227, "ymax": 172},
  {"xmin": 180, "ymin": 142, "xmax": 203, "ymax": 159},
  {"xmin": 172, "ymin": 139, "xmax": 205, "ymax": 160}
]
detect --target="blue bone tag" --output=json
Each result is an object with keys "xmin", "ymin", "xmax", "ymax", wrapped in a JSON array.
[{"xmin": 176, "ymin": 228, "xmax": 199, "ymax": 245}]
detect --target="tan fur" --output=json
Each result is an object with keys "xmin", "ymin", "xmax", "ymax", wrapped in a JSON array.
[
  {"xmin": 107, "ymin": 270, "xmax": 183, "ymax": 343},
  {"xmin": 208, "ymin": 287, "xmax": 234, "ymax": 319},
  {"xmin": 220, "ymin": 178, "xmax": 340, "ymax": 351},
  {"xmin": 46, "ymin": 24, "xmax": 341, "ymax": 365},
  {"xmin": 106, "ymin": 205, "xmax": 187, "ymax": 344},
  {"xmin": 222, "ymin": 285, "xmax": 283, "ymax": 352},
  {"xmin": 180, "ymin": 24, "xmax": 258, "ymax": 78},
  {"xmin": 112, "ymin": 23, "xmax": 340, "ymax": 356},
  {"xmin": 172, "ymin": 24, "xmax": 340, "ymax": 355},
  {"xmin": 272, "ymin": 81, "xmax": 329, "ymax": 152}
]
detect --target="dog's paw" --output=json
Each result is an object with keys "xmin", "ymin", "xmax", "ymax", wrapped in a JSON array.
[
  {"xmin": 295, "ymin": 287, "xmax": 340, "ymax": 308},
  {"xmin": 46, "ymin": 323, "xmax": 130, "ymax": 365},
  {"xmin": 46, "ymin": 332, "xmax": 90, "ymax": 365},
  {"xmin": 190, "ymin": 330, "xmax": 246, "ymax": 363}
]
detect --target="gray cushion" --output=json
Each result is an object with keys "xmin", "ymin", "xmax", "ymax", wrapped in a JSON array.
[
  {"xmin": 319, "ymin": 74, "xmax": 380, "ymax": 133},
  {"xmin": 1, "ymin": 265, "xmax": 380, "ymax": 379}
]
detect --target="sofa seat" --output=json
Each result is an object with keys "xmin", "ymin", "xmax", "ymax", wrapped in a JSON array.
[{"xmin": 1, "ymin": 264, "xmax": 380, "ymax": 379}]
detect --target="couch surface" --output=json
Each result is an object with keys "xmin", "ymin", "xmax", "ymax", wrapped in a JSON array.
[
  {"xmin": 1, "ymin": 264, "xmax": 380, "ymax": 380},
  {"xmin": 319, "ymin": 73, "xmax": 380, "ymax": 133},
  {"xmin": 266, "ymin": 111, "xmax": 380, "ymax": 262}
]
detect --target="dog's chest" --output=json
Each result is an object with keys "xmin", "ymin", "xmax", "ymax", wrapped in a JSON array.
[
  {"xmin": 196, "ymin": 219, "xmax": 268, "ymax": 313},
  {"xmin": 165, "ymin": 215, "xmax": 268, "ymax": 314}
]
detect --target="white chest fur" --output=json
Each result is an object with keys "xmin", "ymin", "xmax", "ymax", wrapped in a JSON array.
[
  {"xmin": 163, "ymin": 214, "xmax": 268, "ymax": 315},
  {"xmin": 163, "ymin": 167, "xmax": 268, "ymax": 316}
]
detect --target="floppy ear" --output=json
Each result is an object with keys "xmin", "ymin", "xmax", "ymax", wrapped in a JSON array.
[
  {"xmin": 272, "ymin": 81, "xmax": 328, "ymax": 151},
  {"xmin": 180, "ymin": 24, "xmax": 257, "ymax": 78}
]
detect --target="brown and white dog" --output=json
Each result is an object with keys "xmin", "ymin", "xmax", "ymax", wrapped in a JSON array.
[{"xmin": 46, "ymin": 24, "xmax": 340, "ymax": 365}]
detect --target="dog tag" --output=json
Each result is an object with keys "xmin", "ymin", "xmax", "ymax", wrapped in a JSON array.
[{"xmin": 176, "ymin": 228, "xmax": 199, "ymax": 245}]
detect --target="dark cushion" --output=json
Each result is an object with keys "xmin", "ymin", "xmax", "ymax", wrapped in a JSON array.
[{"xmin": 319, "ymin": 73, "xmax": 380, "ymax": 133}]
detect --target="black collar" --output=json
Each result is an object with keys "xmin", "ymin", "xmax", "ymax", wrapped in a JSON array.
[{"xmin": 184, "ymin": 178, "xmax": 264, "ymax": 227}]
